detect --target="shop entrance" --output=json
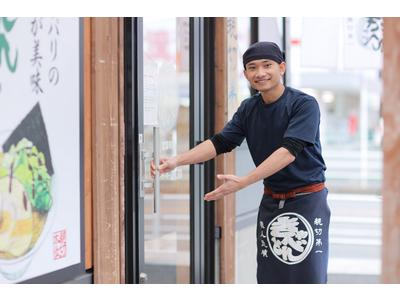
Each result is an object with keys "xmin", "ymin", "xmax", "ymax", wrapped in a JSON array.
[{"xmin": 125, "ymin": 17, "xmax": 209, "ymax": 284}]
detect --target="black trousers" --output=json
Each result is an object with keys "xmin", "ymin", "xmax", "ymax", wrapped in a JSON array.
[{"xmin": 256, "ymin": 188, "xmax": 330, "ymax": 284}]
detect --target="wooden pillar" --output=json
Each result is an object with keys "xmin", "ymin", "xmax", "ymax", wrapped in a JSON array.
[
  {"xmin": 83, "ymin": 17, "xmax": 93, "ymax": 271},
  {"xmin": 91, "ymin": 17, "xmax": 125, "ymax": 284},
  {"xmin": 117, "ymin": 17, "xmax": 126, "ymax": 285},
  {"xmin": 214, "ymin": 17, "xmax": 236, "ymax": 283},
  {"xmin": 381, "ymin": 18, "xmax": 400, "ymax": 283}
]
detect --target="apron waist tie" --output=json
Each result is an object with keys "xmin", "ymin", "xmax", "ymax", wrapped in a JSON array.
[{"xmin": 264, "ymin": 182, "xmax": 325, "ymax": 200}]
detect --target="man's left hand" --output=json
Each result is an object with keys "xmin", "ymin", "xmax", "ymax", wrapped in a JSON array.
[{"xmin": 204, "ymin": 174, "xmax": 247, "ymax": 201}]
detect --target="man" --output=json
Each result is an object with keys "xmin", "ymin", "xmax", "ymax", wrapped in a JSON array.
[{"xmin": 151, "ymin": 41, "xmax": 330, "ymax": 284}]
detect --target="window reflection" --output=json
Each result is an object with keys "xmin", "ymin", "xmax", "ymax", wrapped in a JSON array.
[{"xmin": 288, "ymin": 17, "xmax": 383, "ymax": 283}]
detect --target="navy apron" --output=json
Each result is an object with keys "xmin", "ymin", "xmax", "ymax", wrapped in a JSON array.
[{"xmin": 256, "ymin": 188, "xmax": 330, "ymax": 284}]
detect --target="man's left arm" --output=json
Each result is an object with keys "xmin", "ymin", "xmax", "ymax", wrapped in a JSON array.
[{"xmin": 204, "ymin": 147, "xmax": 295, "ymax": 201}]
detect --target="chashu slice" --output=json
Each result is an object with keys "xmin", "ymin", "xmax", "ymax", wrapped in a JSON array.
[{"xmin": 0, "ymin": 177, "xmax": 33, "ymax": 257}]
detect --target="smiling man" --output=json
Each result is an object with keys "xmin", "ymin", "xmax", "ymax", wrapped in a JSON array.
[{"xmin": 151, "ymin": 41, "xmax": 330, "ymax": 284}]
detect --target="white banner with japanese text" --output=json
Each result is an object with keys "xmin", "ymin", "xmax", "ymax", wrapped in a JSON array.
[{"xmin": 343, "ymin": 17, "xmax": 383, "ymax": 70}]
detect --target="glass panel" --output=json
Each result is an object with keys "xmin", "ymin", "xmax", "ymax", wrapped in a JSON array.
[
  {"xmin": 142, "ymin": 17, "xmax": 190, "ymax": 284},
  {"xmin": 234, "ymin": 17, "xmax": 286, "ymax": 284},
  {"xmin": 227, "ymin": 17, "xmax": 256, "ymax": 284},
  {"xmin": 287, "ymin": 17, "xmax": 383, "ymax": 283}
]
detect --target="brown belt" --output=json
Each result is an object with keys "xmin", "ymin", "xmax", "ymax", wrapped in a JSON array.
[{"xmin": 264, "ymin": 182, "xmax": 325, "ymax": 200}]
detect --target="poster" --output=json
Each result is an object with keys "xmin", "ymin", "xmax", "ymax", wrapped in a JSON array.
[{"xmin": 0, "ymin": 17, "xmax": 81, "ymax": 283}]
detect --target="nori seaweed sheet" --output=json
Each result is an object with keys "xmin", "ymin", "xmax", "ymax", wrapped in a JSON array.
[{"xmin": 2, "ymin": 103, "xmax": 54, "ymax": 175}]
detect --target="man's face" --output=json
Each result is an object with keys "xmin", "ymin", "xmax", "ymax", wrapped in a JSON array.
[{"xmin": 243, "ymin": 59, "xmax": 286, "ymax": 93}]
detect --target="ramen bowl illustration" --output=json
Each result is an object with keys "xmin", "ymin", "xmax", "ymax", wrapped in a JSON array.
[{"xmin": 0, "ymin": 103, "xmax": 55, "ymax": 282}]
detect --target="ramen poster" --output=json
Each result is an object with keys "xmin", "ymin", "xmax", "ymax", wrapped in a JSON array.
[{"xmin": 0, "ymin": 18, "xmax": 81, "ymax": 282}]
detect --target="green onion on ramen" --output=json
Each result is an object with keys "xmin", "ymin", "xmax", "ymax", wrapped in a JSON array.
[{"xmin": 0, "ymin": 138, "xmax": 52, "ymax": 260}]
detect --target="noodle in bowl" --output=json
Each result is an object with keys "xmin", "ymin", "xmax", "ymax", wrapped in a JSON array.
[{"xmin": 0, "ymin": 176, "xmax": 55, "ymax": 281}]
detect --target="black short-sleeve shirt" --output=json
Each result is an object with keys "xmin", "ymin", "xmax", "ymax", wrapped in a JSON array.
[{"xmin": 217, "ymin": 86, "xmax": 326, "ymax": 192}]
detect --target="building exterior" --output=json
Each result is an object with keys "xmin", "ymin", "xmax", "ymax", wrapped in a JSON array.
[{"xmin": 0, "ymin": 17, "xmax": 399, "ymax": 284}]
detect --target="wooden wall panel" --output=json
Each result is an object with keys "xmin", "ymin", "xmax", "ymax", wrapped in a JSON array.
[
  {"xmin": 91, "ymin": 17, "xmax": 124, "ymax": 284},
  {"xmin": 83, "ymin": 17, "xmax": 93, "ymax": 271},
  {"xmin": 214, "ymin": 17, "xmax": 236, "ymax": 284},
  {"xmin": 117, "ymin": 18, "xmax": 126, "ymax": 284},
  {"xmin": 381, "ymin": 17, "xmax": 400, "ymax": 283}
]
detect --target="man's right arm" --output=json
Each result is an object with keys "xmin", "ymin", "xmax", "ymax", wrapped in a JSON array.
[
  {"xmin": 151, "ymin": 139, "xmax": 217, "ymax": 176},
  {"xmin": 151, "ymin": 100, "xmax": 246, "ymax": 176},
  {"xmin": 175, "ymin": 139, "xmax": 217, "ymax": 166}
]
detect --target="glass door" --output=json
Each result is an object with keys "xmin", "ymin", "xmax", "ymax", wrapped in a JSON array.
[{"xmin": 138, "ymin": 17, "xmax": 192, "ymax": 284}]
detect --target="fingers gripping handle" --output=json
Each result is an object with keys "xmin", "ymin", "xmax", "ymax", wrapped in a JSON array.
[{"xmin": 139, "ymin": 127, "xmax": 160, "ymax": 214}]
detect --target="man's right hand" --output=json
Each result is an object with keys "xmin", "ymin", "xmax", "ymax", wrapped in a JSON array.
[{"xmin": 150, "ymin": 157, "xmax": 178, "ymax": 177}]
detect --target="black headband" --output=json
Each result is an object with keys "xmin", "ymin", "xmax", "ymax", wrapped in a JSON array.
[{"xmin": 243, "ymin": 41, "xmax": 285, "ymax": 68}]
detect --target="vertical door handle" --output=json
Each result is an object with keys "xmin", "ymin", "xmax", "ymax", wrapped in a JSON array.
[
  {"xmin": 153, "ymin": 126, "xmax": 160, "ymax": 213},
  {"xmin": 139, "ymin": 135, "xmax": 152, "ymax": 198}
]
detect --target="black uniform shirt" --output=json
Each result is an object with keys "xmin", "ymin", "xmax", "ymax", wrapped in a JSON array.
[{"xmin": 211, "ymin": 86, "xmax": 326, "ymax": 192}]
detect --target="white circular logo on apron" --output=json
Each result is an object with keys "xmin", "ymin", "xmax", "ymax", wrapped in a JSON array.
[{"xmin": 266, "ymin": 212, "xmax": 314, "ymax": 265}]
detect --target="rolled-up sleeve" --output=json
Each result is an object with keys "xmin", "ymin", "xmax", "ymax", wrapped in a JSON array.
[{"xmin": 210, "ymin": 101, "xmax": 246, "ymax": 154}]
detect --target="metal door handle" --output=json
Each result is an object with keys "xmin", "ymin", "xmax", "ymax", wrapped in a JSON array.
[
  {"xmin": 153, "ymin": 126, "xmax": 160, "ymax": 213},
  {"xmin": 139, "ymin": 144, "xmax": 153, "ymax": 198},
  {"xmin": 139, "ymin": 127, "xmax": 160, "ymax": 214}
]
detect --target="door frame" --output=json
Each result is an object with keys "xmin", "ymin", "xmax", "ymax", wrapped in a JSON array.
[
  {"xmin": 123, "ymin": 17, "xmax": 141, "ymax": 284},
  {"xmin": 190, "ymin": 17, "xmax": 207, "ymax": 284},
  {"xmin": 124, "ymin": 17, "xmax": 213, "ymax": 284}
]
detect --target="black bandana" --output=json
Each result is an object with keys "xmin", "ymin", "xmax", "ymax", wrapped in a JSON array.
[{"xmin": 243, "ymin": 41, "xmax": 284, "ymax": 68}]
